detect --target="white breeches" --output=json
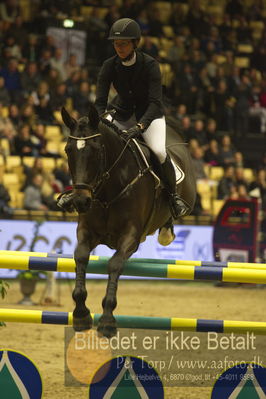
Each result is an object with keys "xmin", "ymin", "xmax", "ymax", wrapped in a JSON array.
[{"xmin": 106, "ymin": 115, "xmax": 167, "ymax": 163}]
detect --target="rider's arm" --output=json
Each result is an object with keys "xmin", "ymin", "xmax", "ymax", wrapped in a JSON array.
[
  {"xmin": 138, "ymin": 59, "xmax": 163, "ymax": 129},
  {"xmin": 95, "ymin": 59, "xmax": 112, "ymax": 116}
]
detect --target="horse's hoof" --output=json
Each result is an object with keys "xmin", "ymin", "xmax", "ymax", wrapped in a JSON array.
[
  {"xmin": 73, "ymin": 314, "xmax": 93, "ymax": 332},
  {"xmin": 97, "ymin": 316, "xmax": 117, "ymax": 338}
]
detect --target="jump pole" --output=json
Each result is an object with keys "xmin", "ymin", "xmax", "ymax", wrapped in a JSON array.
[
  {"xmin": 0, "ymin": 250, "xmax": 265, "ymax": 270},
  {"xmin": 1, "ymin": 308, "xmax": 266, "ymax": 334},
  {"xmin": 1, "ymin": 255, "xmax": 266, "ymax": 284}
]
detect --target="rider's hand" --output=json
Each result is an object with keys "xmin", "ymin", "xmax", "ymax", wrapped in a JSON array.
[{"xmin": 122, "ymin": 125, "xmax": 142, "ymax": 140}]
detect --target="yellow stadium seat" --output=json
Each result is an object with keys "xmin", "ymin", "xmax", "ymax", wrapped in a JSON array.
[
  {"xmin": 237, "ymin": 44, "xmax": 253, "ymax": 54},
  {"xmin": 243, "ymin": 168, "xmax": 254, "ymax": 182},
  {"xmin": 22, "ymin": 156, "xmax": 35, "ymax": 168},
  {"xmin": 45, "ymin": 125, "xmax": 62, "ymax": 140},
  {"xmin": 5, "ymin": 156, "xmax": 21, "ymax": 170},
  {"xmin": 212, "ymin": 199, "xmax": 225, "ymax": 216},
  {"xmin": 0, "ymin": 138, "xmax": 10, "ymax": 155},
  {"xmin": 41, "ymin": 158, "xmax": 56, "ymax": 171},
  {"xmin": 162, "ymin": 25, "xmax": 174, "ymax": 38},
  {"xmin": 80, "ymin": 6, "xmax": 93, "ymax": 16},
  {"xmin": 209, "ymin": 167, "xmax": 224, "ymax": 181},
  {"xmin": 249, "ymin": 21, "xmax": 264, "ymax": 30},
  {"xmin": 234, "ymin": 57, "xmax": 250, "ymax": 68},
  {"xmin": 1, "ymin": 107, "xmax": 9, "ymax": 118},
  {"xmin": 0, "ymin": 155, "xmax": 4, "ymax": 166},
  {"xmin": 46, "ymin": 141, "xmax": 60, "ymax": 155},
  {"xmin": 3, "ymin": 173, "xmax": 20, "ymax": 192}
]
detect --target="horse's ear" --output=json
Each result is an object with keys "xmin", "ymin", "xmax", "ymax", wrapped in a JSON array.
[
  {"xmin": 88, "ymin": 103, "xmax": 100, "ymax": 129},
  {"xmin": 61, "ymin": 107, "xmax": 77, "ymax": 131}
]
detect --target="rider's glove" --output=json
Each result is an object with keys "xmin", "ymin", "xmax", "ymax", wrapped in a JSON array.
[{"xmin": 122, "ymin": 123, "xmax": 145, "ymax": 140}]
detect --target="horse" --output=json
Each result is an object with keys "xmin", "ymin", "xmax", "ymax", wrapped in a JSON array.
[{"xmin": 61, "ymin": 104, "xmax": 196, "ymax": 338}]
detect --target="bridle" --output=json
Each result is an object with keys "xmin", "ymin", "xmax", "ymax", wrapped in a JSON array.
[
  {"xmin": 68, "ymin": 132, "xmax": 131, "ymax": 195},
  {"xmin": 67, "ymin": 130, "xmax": 150, "ymax": 208},
  {"xmin": 68, "ymin": 133, "xmax": 104, "ymax": 191}
]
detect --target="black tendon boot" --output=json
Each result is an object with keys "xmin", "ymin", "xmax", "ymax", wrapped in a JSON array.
[{"xmin": 161, "ymin": 155, "xmax": 188, "ymax": 219}]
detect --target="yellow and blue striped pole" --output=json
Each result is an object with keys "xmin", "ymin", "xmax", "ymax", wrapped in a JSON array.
[
  {"xmin": 1, "ymin": 254, "xmax": 266, "ymax": 283},
  {"xmin": 1, "ymin": 308, "xmax": 266, "ymax": 334},
  {"xmin": 0, "ymin": 250, "xmax": 265, "ymax": 270}
]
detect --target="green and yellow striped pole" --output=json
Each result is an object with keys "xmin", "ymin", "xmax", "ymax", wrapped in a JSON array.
[{"xmin": 1, "ymin": 308, "xmax": 266, "ymax": 334}]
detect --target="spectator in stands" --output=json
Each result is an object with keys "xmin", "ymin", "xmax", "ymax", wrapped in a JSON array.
[
  {"xmin": 0, "ymin": 57, "xmax": 21, "ymax": 102},
  {"xmin": 64, "ymin": 53, "xmax": 80, "ymax": 79},
  {"xmin": 178, "ymin": 63, "xmax": 199, "ymax": 114},
  {"xmin": 8, "ymin": 15, "xmax": 28, "ymax": 49},
  {"xmin": 206, "ymin": 118, "xmax": 218, "ymax": 142},
  {"xmin": 192, "ymin": 119, "xmax": 209, "ymax": 149},
  {"xmin": 13, "ymin": 123, "xmax": 38, "ymax": 156},
  {"xmin": 8, "ymin": 103, "xmax": 20, "ymax": 127},
  {"xmin": 219, "ymin": 134, "xmax": 236, "ymax": 165},
  {"xmin": 167, "ymin": 36, "xmax": 185, "ymax": 70},
  {"xmin": 45, "ymin": 68, "xmax": 61, "ymax": 89},
  {"xmin": 65, "ymin": 70, "xmax": 81, "ymax": 97},
  {"xmin": 38, "ymin": 49, "xmax": 52, "ymax": 77},
  {"xmin": 234, "ymin": 75, "xmax": 251, "ymax": 136},
  {"xmin": 237, "ymin": 183, "xmax": 250, "ymax": 200},
  {"xmin": 0, "ymin": 102, "xmax": 16, "ymax": 142},
  {"xmin": 249, "ymin": 168, "xmax": 266, "ymax": 208},
  {"xmin": 174, "ymin": 104, "xmax": 187, "ymax": 124},
  {"xmin": 23, "ymin": 173, "xmax": 48, "ymax": 211},
  {"xmin": 225, "ymin": 0, "xmax": 244, "ymax": 19},
  {"xmin": 140, "ymin": 36, "xmax": 159, "ymax": 59},
  {"xmin": 204, "ymin": 139, "xmax": 223, "ymax": 166},
  {"xmin": 217, "ymin": 164, "xmax": 235, "ymax": 199},
  {"xmin": 235, "ymin": 166, "xmax": 248, "ymax": 189},
  {"xmin": 50, "ymin": 83, "xmax": 68, "ymax": 110},
  {"xmin": 22, "ymin": 34, "xmax": 39, "ymax": 63},
  {"xmin": 34, "ymin": 96, "xmax": 54, "ymax": 125},
  {"xmin": 180, "ymin": 116, "xmax": 194, "ymax": 141},
  {"xmin": 20, "ymin": 103, "xmax": 36, "ymax": 127},
  {"xmin": 72, "ymin": 81, "xmax": 93, "ymax": 116},
  {"xmin": 190, "ymin": 146, "xmax": 207, "ymax": 180},
  {"xmin": 0, "ymin": 76, "xmax": 10, "ymax": 106},
  {"xmin": 32, "ymin": 123, "xmax": 48, "ymax": 156},
  {"xmin": 0, "ymin": 180, "xmax": 12, "ymax": 216},
  {"xmin": 104, "ymin": 5, "xmax": 121, "ymax": 28},
  {"xmin": 0, "ymin": 0, "xmax": 21, "ymax": 23},
  {"xmin": 31, "ymin": 81, "xmax": 50, "ymax": 106},
  {"xmin": 53, "ymin": 160, "xmax": 72, "ymax": 190},
  {"xmin": 21, "ymin": 62, "xmax": 41, "ymax": 96},
  {"xmin": 3, "ymin": 34, "xmax": 21, "ymax": 60},
  {"xmin": 212, "ymin": 79, "xmax": 235, "ymax": 132},
  {"xmin": 248, "ymin": 84, "xmax": 266, "ymax": 134},
  {"xmin": 234, "ymin": 151, "xmax": 245, "ymax": 168},
  {"xmin": 50, "ymin": 48, "xmax": 67, "ymax": 82}
]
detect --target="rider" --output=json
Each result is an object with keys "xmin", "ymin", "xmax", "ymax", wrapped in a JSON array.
[{"xmin": 95, "ymin": 18, "xmax": 188, "ymax": 218}]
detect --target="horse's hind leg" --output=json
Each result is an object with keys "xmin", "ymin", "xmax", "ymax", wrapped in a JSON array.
[
  {"xmin": 72, "ymin": 228, "xmax": 94, "ymax": 331},
  {"xmin": 97, "ymin": 229, "xmax": 139, "ymax": 338}
]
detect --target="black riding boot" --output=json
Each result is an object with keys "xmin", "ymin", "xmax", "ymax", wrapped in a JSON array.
[{"xmin": 161, "ymin": 155, "xmax": 188, "ymax": 219}]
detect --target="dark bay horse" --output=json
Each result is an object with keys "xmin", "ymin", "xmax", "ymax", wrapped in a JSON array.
[{"xmin": 61, "ymin": 105, "xmax": 196, "ymax": 338}]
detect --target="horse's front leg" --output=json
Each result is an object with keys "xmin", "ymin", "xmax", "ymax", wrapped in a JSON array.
[
  {"xmin": 72, "ymin": 230, "xmax": 94, "ymax": 331},
  {"xmin": 97, "ymin": 228, "xmax": 139, "ymax": 338}
]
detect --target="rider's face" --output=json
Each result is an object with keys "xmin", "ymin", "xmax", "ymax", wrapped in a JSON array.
[{"xmin": 113, "ymin": 40, "xmax": 134, "ymax": 59}]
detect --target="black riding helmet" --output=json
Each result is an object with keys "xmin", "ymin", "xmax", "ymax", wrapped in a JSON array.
[{"xmin": 108, "ymin": 18, "xmax": 141, "ymax": 40}]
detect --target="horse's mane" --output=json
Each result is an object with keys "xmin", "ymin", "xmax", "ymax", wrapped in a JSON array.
[{"xmin": 99, "ymin": 117, "xmax": 122, "ymax": 137}]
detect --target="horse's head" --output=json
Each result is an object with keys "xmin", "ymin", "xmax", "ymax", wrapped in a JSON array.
[{"xmin": 62, "ymin": 104, "xmax": 103, "ymax": 211}]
